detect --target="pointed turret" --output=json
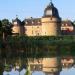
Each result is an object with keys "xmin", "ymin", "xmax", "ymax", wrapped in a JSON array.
[{"xmin": 43, "ymin": 1, "xmax": 59, "ymax": 18}]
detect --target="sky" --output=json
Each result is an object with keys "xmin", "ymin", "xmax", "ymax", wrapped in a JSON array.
[{"xmin": 0, "ymin": 0, "xmax": 75, "ymax": 21}]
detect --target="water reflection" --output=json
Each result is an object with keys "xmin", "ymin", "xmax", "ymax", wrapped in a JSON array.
[
  {"xmin": 32, "ymin": 71, "xmax": 45, "ymax": 75},
  {"xmin": 61, "ymin": 67, "xmax": 75, "ymax": 75},
  {"xmin": 3, "ymin": 67, "xmax": 75, "ymax": 75}
]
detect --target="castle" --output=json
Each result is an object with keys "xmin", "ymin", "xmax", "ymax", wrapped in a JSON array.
[{"xmin": 12, "ymin": 1, "xmax": 75, "ymax": 36}]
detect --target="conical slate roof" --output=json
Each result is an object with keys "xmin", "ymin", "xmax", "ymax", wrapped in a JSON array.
[{"xmin": 43, "ymin": 2, "xmax": 59, "ymax": 18}]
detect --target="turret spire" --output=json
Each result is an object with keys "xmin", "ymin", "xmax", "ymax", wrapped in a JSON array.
[
  {"xmin": 49, "ymin": 0, "xmax": 54, "ymax": 7},
  {"xmin": 49, "ymin": 0, "xmax": 53, "ymax": 5},
  {"xmin": 50, "ymin": 0, "xmax": 52, "ymax": 3},
  {"xmin": 16, "ymin": 15, "xmax": 18, "ymax": 19}
]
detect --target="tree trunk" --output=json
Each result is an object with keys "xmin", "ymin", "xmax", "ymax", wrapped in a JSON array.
[{"xmin": 0, "ymin": 62, "xmax": 4, "ymax": 75}]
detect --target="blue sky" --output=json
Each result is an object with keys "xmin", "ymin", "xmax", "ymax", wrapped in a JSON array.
[
  {"xmin": 3, "ymin": 67, "xmax": 75, "ymax": 75},
  {"xmin": 0, "ymin": 0, "xmax": 75, "ymax": 21}
]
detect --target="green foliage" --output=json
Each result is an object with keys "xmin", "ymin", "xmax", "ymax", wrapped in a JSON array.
[
  {"xmin": 4, "ymin": 64, "xmax": 11, "ymax": 72},
  {"xmin": 0, "ymin": 19, "xmax": 12, "ymax": 39},
  {"xmin": 0, "ymin": 36, "xmax": 75, "ymax": 58},
  {"xmin": 0, "ymin": 20, "xmax": 2, "ymax": 37},
  {"xmin": 25, "ymin": 65, "xmax": 31, "ymax": 75},
  {"xmin": 1, "ymin": 19, "xmax": 9, "ymax": 26}
]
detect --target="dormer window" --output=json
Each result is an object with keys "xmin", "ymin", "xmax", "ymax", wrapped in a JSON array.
[
  {"xmin": 25, "ymin": 21, "xmax": 28, "ymax": 24},
  {"xmin": 32, "ymin": 21, "xmax": 34, "ymax": 24},
  {"xmin": 62, "ymin": 24, "xmax": 64, "ymax": 26},
  {"xmin": 66, "ymin": 24, "xmax": 68, "ymax": 26},
  {"xmin": 14, "ymin": 22, "xmax": 17, "ymax": 25},
  {"xmin": 46, "ymin": 10, "xmax": 52, "ymax": 16},
  {"xmin": 38, "ymin": 21, "xmax": 40, "ymax": 24}
]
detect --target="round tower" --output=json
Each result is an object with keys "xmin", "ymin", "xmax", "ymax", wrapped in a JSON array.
[
  {"xmin": 41, "ymin": 1, "xmax": 62, "ymax": 75},
  {"xmin": 42, "ymin": 57, "xmax": 61, "ymax": 75},
  {"xmin": 41, "ymin": 1, "xmax": 61, "ymax": 36}
]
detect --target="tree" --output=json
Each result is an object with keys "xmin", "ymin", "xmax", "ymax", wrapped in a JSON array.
[
  {"xmin": 0, "ymin": 20, "xmax": 2, "ymax": 38},
  {"xmin": 73, "ymin": 20, "xmax": 75, "ymax": 25},
  {"xmin": 1, "ymin": 19, "xmax": 12, "ymax": 39},
  {"xmin": 25, "ymin": 65, "xmax": 31, "ymax": 75}
]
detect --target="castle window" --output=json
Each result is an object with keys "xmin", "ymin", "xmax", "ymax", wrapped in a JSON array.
[
  {"xmin": 32, "ymin": 21, "xmax": 34, "ymax": 24},
  {"xmin": 66, "ymin": 23, "xmax": 68, "ymax": 26},
  {"xmin": 37, "ymin": 33, "xmax": 39, "ymax": 36},
  {"xmin": 62, "ymin": 24, "xmax": 64, "ymax": 26},
  {"xmin": 32, "ymin": 31, "xmax": 33, "ymax": 34},
  {"xmin": 38, "ymin": 21, "xmax": 40, "ymax": 24},
  {"xmin": 14, "ymin": 22, "xmax": 17, "ymax": 25},
  {"xmin": 45, "ymin": 32, "xmax": 46, "ymax": 34},
  {"xmin": 37, "ymin": 26, "xmax": 39, "ymax": 28},
  {"xmin": 25, "ymin": 21, "xmax": 28, "ymax": 24},
  {"xmin": 50, "ymin": 17, "xmax": 52, "ymax": 20}
]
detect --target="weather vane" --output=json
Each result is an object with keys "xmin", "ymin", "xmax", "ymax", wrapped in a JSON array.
[
  {"xmin": 50, "ymin": 0, "xmax": 52, "ymax": 3},
  {"xmin": 16, "ymin": 15, "xmax": 18, "ymax": 18}
]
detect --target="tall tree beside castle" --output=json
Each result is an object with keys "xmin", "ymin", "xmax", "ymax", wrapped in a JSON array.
[
  {"xmin": 0, "ymin": 20, "xmax": 2, "ymax": 37},
  {"xmin": 0, "ymin": 19, "xmax": 12, "ymax": 39}
]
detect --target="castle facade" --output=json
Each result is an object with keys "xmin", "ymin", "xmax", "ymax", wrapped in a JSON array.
[{"xmin": 12, "ymin": 1, "xmax": 75, "ymax": 36}]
